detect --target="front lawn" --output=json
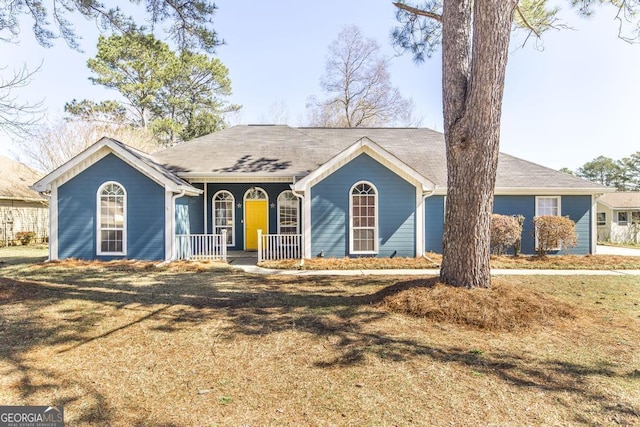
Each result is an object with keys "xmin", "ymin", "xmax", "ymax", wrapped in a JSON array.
[{"xmin": 1, "ymin": 257, "xmax": 638, "ymax": 426}]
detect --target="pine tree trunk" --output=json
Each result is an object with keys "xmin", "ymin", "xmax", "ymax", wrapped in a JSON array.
[{"xmin": 439, "ymin": 0, "xmax": 518, "ymax": 288}]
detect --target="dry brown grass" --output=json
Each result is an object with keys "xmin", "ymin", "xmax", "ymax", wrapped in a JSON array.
[
  {"xmin": 1, "ymin": 257, "xmax": 639, "ymax": 426},
  {"xmin": 260, "ymin": 252, "xmax": 640, "ymax": 270}
]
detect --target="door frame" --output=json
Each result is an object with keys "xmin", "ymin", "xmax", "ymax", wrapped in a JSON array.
[{"xmin": 243, "ymin": 187, "xmax": 269, "ymax": 250}]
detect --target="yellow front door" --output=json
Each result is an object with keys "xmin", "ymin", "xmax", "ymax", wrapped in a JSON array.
[{"xmin": 245, "ymin": 200, "xmax": 268, "ymax": 250}]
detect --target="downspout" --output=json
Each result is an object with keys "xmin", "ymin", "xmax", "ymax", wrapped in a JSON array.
[{"xmin": 170, "ymin": 190, "xmax": 186, "ymax": 261}]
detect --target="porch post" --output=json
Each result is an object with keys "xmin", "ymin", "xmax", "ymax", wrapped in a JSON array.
[
  {"xmin": 257, "ymin": 229, "xmax": 263, "ymax": 263},
  {"xmin": 221, "ymin": 229, "xmax": 228, "ymax": 261}
]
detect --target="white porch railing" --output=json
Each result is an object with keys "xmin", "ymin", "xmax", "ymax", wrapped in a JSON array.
[
  {"xmin": 257, "ymin": 230, "xmax": 302, "ymax": 262},
  {"xmin": 175, "ymin": 230, "xmax": 227, "ymax": 261}
]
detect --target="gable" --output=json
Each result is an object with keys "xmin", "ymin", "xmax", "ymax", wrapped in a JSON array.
[
  {"xmin": 33, "ymin": 137, "xmax": 200, "ymax": 196},
  {"xmin": 293, "ymin": 136, "xmax": 434, "ymax": 194}
]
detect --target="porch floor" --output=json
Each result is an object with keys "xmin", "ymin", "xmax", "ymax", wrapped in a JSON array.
[{"xmin": 227, "ymin": 250, "xmax": 258, "ymax": 266}]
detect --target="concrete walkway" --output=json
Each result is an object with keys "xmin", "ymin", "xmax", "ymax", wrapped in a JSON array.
[{"xmin": 596, "ymin": 244, "xmax": 640, "ymax": 257}]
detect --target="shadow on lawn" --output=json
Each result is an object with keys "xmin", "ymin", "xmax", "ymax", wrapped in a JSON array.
[{"xmin": 1, "ymin": 265, "xmax": 639, "ymax": 425}]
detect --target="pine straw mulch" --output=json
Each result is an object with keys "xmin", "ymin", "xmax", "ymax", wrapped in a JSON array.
[
  {"xmin": 261, "ymin": 253, "xmax": 640, "ymax": 270},
  {"xmin": 375, "ymin": 278, "xmax": 578, "ymax": 332}
]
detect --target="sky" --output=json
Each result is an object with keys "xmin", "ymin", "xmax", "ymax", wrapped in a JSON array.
[{"xmin": 1, "ymin": 0, "xmax": 639, "ymax": 171}]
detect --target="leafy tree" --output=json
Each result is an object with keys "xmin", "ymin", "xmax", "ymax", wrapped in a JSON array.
[
  {"xmin": 576, "ymin": 152, "xmax": 640, "ymax": 191},
  {"xmin": 576, "ymin": 155, "xmax": 621, "ymax": 187},
  {"xmin": 150, "ymin": 49, "xmax": 239, "ymax": 143},
  {"xmin": 68, "ymin": 33, "xmax": 239, "ymax": 145},
  {"xmin": 618, "ymin": 153, "xmax": 640, "ymax": 191},
  {"xmin": 392, "ymin": 1, "xmax": 640, "ymax": 288},
  {"xmin": 307, "ymin": 25, "xmax": 416, "ymax": 127},
  {"xmin": 0, "ymin": 0, "xmax": 220, "ymax": 138},
  {"xmin": 558, "ymin": 167, "xmax": 574, "ymax": 175},
  {"xmin": 0, "ymin": 0, "xmax": 220, "ymax": 52},
  {"xmin": 64, "ymin": 99, "xmax": 129, "ymax": 125}
]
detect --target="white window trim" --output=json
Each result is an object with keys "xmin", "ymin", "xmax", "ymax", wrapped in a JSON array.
[
  {"xmin": 349, "ymin": 181, "xmax": 379, "ymax": 255},
  {"xmin": 213, "ymin": 190, "xmax": 235, "ymax": 246},
  {"xmin": 277, "ymin": 190, "xmax": 300, "ymax": 235},
  {"xmin": 96, "ymin": 181, "xmax": 127, "ymax": 256},
  {"xmin": 618, "ymin": 211, "xmax": 629, "ymax": 226},
  {"xmin": 535, "ymin": 196, "xmax": 561, "ymax": 217},
  {"xmin": 534, "ymin": 196, "xmax": 562, "ymax": 251}
]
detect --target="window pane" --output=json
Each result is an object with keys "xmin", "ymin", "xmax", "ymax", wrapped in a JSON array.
[
  {"xmin": 351, "ymin": 184, "xmax": 376, "ymax": 252},
  {"xmin": 213, "ymin": 192, "xmax": 235, "ymax": 243},
  {"xmin": 99, "ymin": 183, "xmax": 125, "ymax": 253},
  {"xmin": 278, "ymin": 191, "xmax": 299, "ymax": 234}
]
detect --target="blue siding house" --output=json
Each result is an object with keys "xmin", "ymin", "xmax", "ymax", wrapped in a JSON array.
[{"xmin": 33, "ymin": 126, "xmax": 609, "ymax": 261}]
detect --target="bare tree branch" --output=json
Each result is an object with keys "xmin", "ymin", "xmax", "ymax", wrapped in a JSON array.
[
  {"xmin": 393, "ymin": 2, "xmax": 442, "ymax": 22},
  {"xmin": 0, "ymin": 63, "xmax": 45, "ymax": 138}
]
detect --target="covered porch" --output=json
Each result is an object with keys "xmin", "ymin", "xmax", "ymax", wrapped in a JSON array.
[{"xmin": 175, "ymin": 230, "xmax": 302, "ymax": 262}]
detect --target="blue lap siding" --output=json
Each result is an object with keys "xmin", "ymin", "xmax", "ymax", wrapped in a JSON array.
[
  {"xmin": 425, "ymin": 195, "xmax": 592, "ymax": 255},
  {"xmin": 493, "ymin": 195, "xmax": 537, "ymax": 254},
  {"xmin": 493, "ymin": 195, "xmax": 592, "ymax": 255},
  {"xmin": 310, "ymin": 153, "xmax": 416, "ymax": 258},
  {"xmin": 57, "ymin": 153, "xmax": 166, "ymax": 260},
  {"xmin": 561, "ymin": 195, "xmax": 592, "ymax": 254},
  {"xmin": 202, "ymin": 182, "xmax": 292, "ymax": 250}
]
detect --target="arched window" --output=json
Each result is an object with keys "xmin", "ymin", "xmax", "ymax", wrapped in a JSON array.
[
  {"xmin": 97, "ymin": 182, "xmax": 126, "ymax": 255},
  {"xmin": 277, "ymin": 191, "xmax": 299, "ymax": 234},
  {"xmin": 350, "ymin": 182, "xmax": 378, "ymax": 254},
  {"xmin": 213, "ymin": 191, "xmax": 235, "ymax": 245}
]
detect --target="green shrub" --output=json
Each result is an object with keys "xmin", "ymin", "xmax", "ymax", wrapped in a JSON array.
[
  {"xmin": 533, "ymin": 216, "xmax": 577, "ymax": 256},
  {"xmin": 490, "ymin": 214, "xmax": 523, "ymax": 256},
  {"xmin": 16, "ymin": 231, "xmax": 36, "ymax": 246}
]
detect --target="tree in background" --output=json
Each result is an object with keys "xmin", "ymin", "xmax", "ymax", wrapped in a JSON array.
[
  {"xmin": 0, "ymin": 0, "xmax": 220, "ymax": 138},
  {"xmin": 392, "ymin": 1, "xmax": 640, "ymax": 288},
  {"xmin": 0, "ymin": 0, "xmax": 220, "ymax": 52},
  {"xmin": 576, "ymin": 156, "xmax": 621, "ymax": 187},
  {"xmin": 20, "ymin": 119, "xmax": 159, "ymax": 173},
  {"xmin": 307, "ymin": 25, "xmax": 416, "ymax": 127},
  {"xmin": 67, "ymin": 33, "xmax": 239, "ymax": 145},
  {"xmin": 571, "ymin": 152, "xmax": 640, "ymax": 191}
]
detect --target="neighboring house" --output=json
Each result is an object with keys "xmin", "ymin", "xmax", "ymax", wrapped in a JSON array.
[
  {"xmin": 32, "ymin": 125, "xmax": 610, "ymax": 261},
  {"xmin": 596, "ymin": 192, "xmax": 640, "ymax": 244},
  {"xmin": 0, "ymin": 155, "xmax": 48, "ymax": 246}
]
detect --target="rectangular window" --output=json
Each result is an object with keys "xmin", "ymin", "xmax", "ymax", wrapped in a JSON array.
[
  {"xmin": 632, "ymin": 211, "xmax": 640, "ymax": 224},
  {"xmin": 597, "ymin": 212, "xmax": 606, "ymax": 226},
  {"xmin": 618, "ymin": 211, "xmax": 629, "ymax": 226},
  {"xmin": 535, "ymin": 196, "xmax": 561, "ymax": 251},
  {"xmin": 536, "ymin": 196, "xmax": 560, "ymax": 217}
]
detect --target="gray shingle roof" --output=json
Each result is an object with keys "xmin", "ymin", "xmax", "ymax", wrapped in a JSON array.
[
  {"xmin": 107, "ymin": 137, "xmax": 199, "ymax": 192},
  {"xmin": 597, "ymin": 192, "xmax": 640, "ymax": 209},
  {"xmin": 152, "ymin": 125, "xmax": 608, "ymax": 192},
  {"xmin": 0, "ymin": 155, "xmax": 46, "ymax": 202}
]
